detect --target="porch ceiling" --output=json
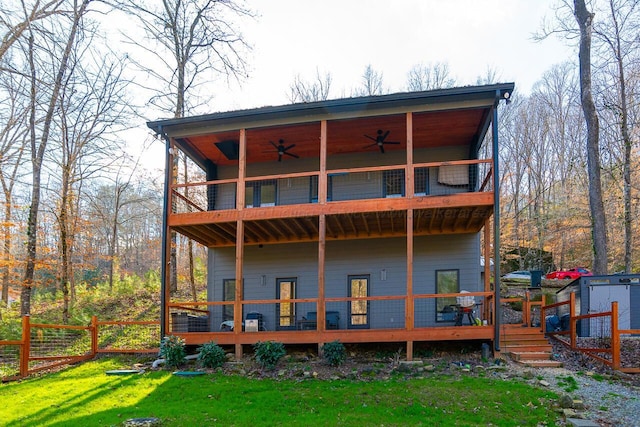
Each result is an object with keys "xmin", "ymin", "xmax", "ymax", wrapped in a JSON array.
[
  {"xmin": 172, "ymin": 205, "xmax": 493, "ymax": 247},
  {"xmin": 176, "ymin": 109, "xmax": 489, "ymax": 167}
]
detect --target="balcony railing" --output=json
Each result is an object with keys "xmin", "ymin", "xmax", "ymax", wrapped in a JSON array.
[
  {"xmin": 167, "ymin": 291, "xmax": 493, "ymax": 334},
  {"xmin": 170, "ymin": 159, "xmax": 493, "ymax": 215}
]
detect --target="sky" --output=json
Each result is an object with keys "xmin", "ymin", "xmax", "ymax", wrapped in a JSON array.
[
  {"xmin": 209, "ymin": 0, "xmax": 575, "ymax": 112},
  {"xmin": 135, "ymin": 0, "xmax": 576, "ymax": 172}
]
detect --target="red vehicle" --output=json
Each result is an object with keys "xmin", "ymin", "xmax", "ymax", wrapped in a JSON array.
[{"xmin": 545, "ymin": 267, "xmax": 592, "ymax": 280}]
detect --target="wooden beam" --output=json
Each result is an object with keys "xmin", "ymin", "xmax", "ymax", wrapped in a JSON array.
[
  {"xmin": 318, "ymin": 214, "xmax": 326, "ymax": 333},
  {"xmin": 168, "ymin": 192, "xmax": 494, "ymax": 225},
  {"xmin": 319, "ymin": 121, "xmax": 327, "ymax": 204},
  {"xmin": 360, "ymin": 213, "xmax": 370, "ymax": 235}
]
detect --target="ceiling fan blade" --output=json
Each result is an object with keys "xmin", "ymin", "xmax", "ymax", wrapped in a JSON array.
[
  {"xmin": 364, "ymin": 134, "xmax": 377, "ymax": 142},
  {"xmin": 284, "ymin": 144, "xmax": 296, "ymax": 151},
  {"xmin": 363, "ymin": 142, "xmax": 378, "ymax": 149},
  {"xmin": 381, "ymin": 130, "xmax": 390, "ymax": 141},
  {"xmin": 269, "ymin": 140, "xmax": 279, "ymax": 149},
  {"xmin": 384, "ymin": 141, "xmax": 401, "ymax": 145},
  {"xmin": 285, "ymin": 151, "xmax": 299, "ymax": 158},
  {"xmin": 278, "ymin": 153, "xmax": 282, "ymax": 162},
  {"xmin": 379, "ymin": 145, "xmax": 385, "ymax": 154}
]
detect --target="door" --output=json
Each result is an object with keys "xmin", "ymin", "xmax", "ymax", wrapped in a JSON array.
[
  {"xmin": 589, "ymin": 285, "xmax": 630, "ymax": 336},
  {"xmin": 277, "ymin": 278, "xmax": 296, "ymax": 330},
  {"xmin": 348, "ymin": 275, "xmax": 369, "ymax": 329}
]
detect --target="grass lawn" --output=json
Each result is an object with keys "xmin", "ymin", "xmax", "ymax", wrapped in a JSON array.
[{"xmin": 0, "ymin": 357, "xmax": 560, "ymax": 426}]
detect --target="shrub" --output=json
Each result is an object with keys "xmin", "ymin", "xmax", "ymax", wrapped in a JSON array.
[
  {"xmin": 197, "ymin": 341, "xmax": 226, "ymax": 369},
  {"xmin": 322, "ymin": 340, "xmax": 346, "ymax": 366},
  {"xmin": 160, "ymin": 335, "xmax": 186, "ymax": 369},
  {"xmin": 254, "ymin": 341, "xmax": 286, "ymax": 370}
]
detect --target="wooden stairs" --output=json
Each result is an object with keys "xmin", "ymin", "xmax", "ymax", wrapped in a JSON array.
[{"xmin": 500, "ymin": 324, "xmax": 563, "ymax": 368}]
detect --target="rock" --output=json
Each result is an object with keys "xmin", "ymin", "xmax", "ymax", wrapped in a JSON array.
[
  {"xmin": 559, "ymin": 394, "xmax": 574, "ymax": 408},
  {"xmin": 563, "ymin": 408, "xmax": 577, "ymax": 418},
  {"xmin": 424, "ymin": 364, "xmax": 435, "ymax": 371},
  {"xmin": 572, "ymin": 400, "xmax": 585, "ymax": 410},
  {"xmin": 539, "ymin": 380, "xmax": 550, "ymax": 387},
  {"xmin": 123, "ymin": 418, "xmax": 161, "ymax": 427}
]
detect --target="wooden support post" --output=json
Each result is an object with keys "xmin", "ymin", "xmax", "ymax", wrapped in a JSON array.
[
  {"xmin": 20, "ymin": 315, "xmax": 30, "ymax": 378},
  {"xmin": 318, "ymin": 214, "xmax": 326, "ymax": 332},
  {"xmin": 611, "ymin": 301, "xmax": 620, "ymax": 370},
  {"xmin": 405, "ymin": 113, "xmax": 414, "ymax": 339},
  {"xmin": 234, "ymin": 129, "xmax": 247, "ymax": 361},
  {"xmin": 91, "ymin": 316, "xmax": 98, "ymax": 357},
  {"xmin": 406, "ymin": 340, "xmax": 413, "ymax": 362},
  {"xmin": 319, "ymin": 121, "xmax": 327, "ymax": 204},
  {"xmin": 523, "ymin": 291, "xmax": 530, "ymax": 327}
]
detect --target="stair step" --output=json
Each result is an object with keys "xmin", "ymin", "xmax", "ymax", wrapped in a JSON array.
[
  {"xmin": 501, "ymin": 344, "xmax": 552, "ymax": 353},
  {"xmin": 502, "ymin": 339, "xmax": 552, "ymax": 346},
  {"xmin": 514, "ymin": 359, "xmax": 563, "ymax": 368},
  {"xmin": 510, "ymin": 352, "xmax": 553, "ymax": 361}
]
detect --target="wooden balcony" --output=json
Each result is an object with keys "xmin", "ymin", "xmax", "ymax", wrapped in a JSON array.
[
  {"xmin": 167, "ymin": 291, "xmax": 495, "ymax": 349},
  {"xmin": 170, "ymin": 159, "xmax": 493, "ymax": 247}
]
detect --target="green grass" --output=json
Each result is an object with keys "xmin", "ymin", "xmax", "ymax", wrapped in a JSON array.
[{"xmin": 0, "ymin": 357, "xmax": 560, "ymax": 426}]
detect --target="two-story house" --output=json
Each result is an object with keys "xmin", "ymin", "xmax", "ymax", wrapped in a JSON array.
[{"xmin": 147, "ymin": 83, "xmax": 514, "ymax": 359}]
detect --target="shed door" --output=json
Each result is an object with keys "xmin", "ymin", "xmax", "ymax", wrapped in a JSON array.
[{"xmin": 589, "ymin": 285, "xmax": 630, "ymax": 334}]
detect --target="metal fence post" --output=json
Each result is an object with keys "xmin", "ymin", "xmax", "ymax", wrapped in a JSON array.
[{"xmin": 570, "ymin": 292, "xmax": 576, "ymax": 349}]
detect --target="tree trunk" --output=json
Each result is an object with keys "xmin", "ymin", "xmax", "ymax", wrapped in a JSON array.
[
  {"xmin": 22, "ymin": 0, "xmax": 91, "ymax": 316},
  {"xmin": 574, "ymin": 0, "xmax": 608, "ymax": 275}
]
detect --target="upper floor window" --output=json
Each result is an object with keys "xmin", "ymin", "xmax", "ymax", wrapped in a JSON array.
[
  {"xmin": 414, "ymin": 167, "xmax": 429, "ymax": 196},
  {"xmin": 246, "ymin": 180, "xmax": 277, "ymax": 208},
  {"xmin": 384, "ymin": 170, "xmax": 405, "ymax": 198}
]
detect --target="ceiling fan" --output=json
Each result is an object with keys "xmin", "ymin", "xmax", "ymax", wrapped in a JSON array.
[
  {"xmin": 363, "ymin": 130, "xmax": 400, "ymax": 153},
  {"xmin": 269, "ymin": 139, "xmax": 299, "ymax": 162}
]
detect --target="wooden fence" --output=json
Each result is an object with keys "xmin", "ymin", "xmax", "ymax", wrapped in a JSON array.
[
  {"xmin": 541, "ymin": 292, "xmax": 640, "ymax": 374},
  {"xmin": 0, "ymin": 316, "xmax": 160, "ymax": 382}
]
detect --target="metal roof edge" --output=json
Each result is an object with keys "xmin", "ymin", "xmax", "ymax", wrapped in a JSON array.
[{"xmin": 147, "ymin": 82, "xmax": 515, "ymax": 135}]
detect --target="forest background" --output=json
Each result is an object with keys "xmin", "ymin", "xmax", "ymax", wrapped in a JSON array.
[{"xmin": 0, "ymin": 0, "xmax": 639, "ymax": 323}]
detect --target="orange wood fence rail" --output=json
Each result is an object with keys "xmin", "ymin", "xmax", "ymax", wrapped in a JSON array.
[
  {"xmin": 0, "ymin": 316, "xmax": 160, "ymax": 382},
  {"xmin": 541, "ymin": 292, "xmax": 640, "ymax": 374}
]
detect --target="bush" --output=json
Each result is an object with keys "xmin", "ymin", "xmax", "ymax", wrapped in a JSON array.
[
  {"xmin": 322, "ymin": 340, "xmax": 346, "ymax": 366},
  {"xmin": 197, "ymin": 341, "xmax": 226, "ymax": 369},
  {"xmin": 160, "ymin": 335, "xmax": 186, "ymax": 369},
  {"xmin": 254, "ymin": 341, "xmax": 286, "ymax": 370}
]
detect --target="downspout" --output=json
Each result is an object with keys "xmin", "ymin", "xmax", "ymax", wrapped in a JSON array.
[
  {"xmin": 159, "ymin": 126, "xmax": 170, "ymax": 339},
  {"xmin": 492, "ymin": 92, "xmax": 502, "ymax": 353}
]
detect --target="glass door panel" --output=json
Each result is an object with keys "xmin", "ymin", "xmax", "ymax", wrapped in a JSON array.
[{"xmin": 349, "ymin": 275, "xmax": 369, "ymax": 328}]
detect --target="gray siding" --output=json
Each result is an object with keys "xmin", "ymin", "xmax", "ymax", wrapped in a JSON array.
[
  {"xmin": 208, "ymin": 234, "xmax": 481, "ymax": 330},
  {"xmin": 631, "ymin": 285, "xmax": 640, "ymax": 329}
]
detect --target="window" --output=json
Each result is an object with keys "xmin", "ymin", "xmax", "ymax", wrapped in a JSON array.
[
  {"xmin": 384, "ymin": 170, "xmax": 405, "ymax": 198},
  {"xmin": 436, "ymin": 270, "xmax": 459, "ymax": 322},
  {"xmin": 414, "ymin": 167, "xmax": 429, "ymax": 196},
  {"xmin": 245, "ymin": 180, "xmax": 277, "ymax": 208},
  {"xmin": 348, "ymin": 275, "xmax": 369, "ymax": 328},
  {"xmin": 222, "ymin": 279, "xmax": 236, "ymax": 321},
  {"xmin": 277, "ymin": 278, "xmax": 296, "ymax": 329}
]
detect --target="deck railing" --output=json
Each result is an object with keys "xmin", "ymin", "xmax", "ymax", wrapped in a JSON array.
[
  {"xmin": 167, "ymin": 291, "xmax": 494, "ymax": 334},
  {"xmin": 171, "ymin": 159, "xmax": 493, "ymax": 215}
]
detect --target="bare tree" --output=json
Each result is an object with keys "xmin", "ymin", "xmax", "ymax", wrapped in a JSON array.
[
  {"xmin": 52, "ymin": 47, "xmax": 130, "ymax": 322},
  {"xmin": 354, "ymin": 64, "xmax": 386, "ymax": 96},
  {"xmin": 0, "ymin": 0, "xmax": 65, "ymax": 62},
  {"xmin": 574, "ymin": 0, "xmax": 608, "ymax": 274},
  {"xmin": 406, "ymin": 62, "xmax": 456, "ymax": 91},
  {"xmin": 593, "ymin": 0, "xmax": 640, "ymax": 272},
  {"xmin": 0, "ymin": 68, "xmax": 29, "ymax": 310},
  {"xmin": 288, "ymin": 69, "xmax": 332, "ymax": 103},
  {"xmin": 20, "ymin": 0, "xmax": 94, "ymax": 316}
]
